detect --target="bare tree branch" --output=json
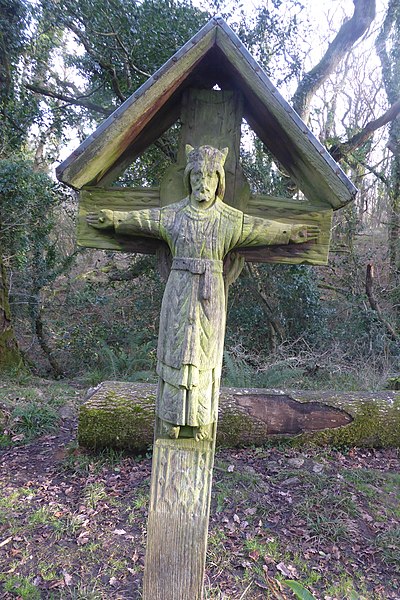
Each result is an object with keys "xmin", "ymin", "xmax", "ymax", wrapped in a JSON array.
[
  {"xmin": 246, "ymin": 263, "xmax": 285, "ymax": 342},
  {"xmin": 66, "ymin": 21, "xmax": 126, "ymax": 103},
  {"xmin": 25, "ymin": 83, "xmax": 112, "ymax": 115},
  {"xmin": 330, "ymin": 98, "xmax": 400, "ymax": 161},
  {"xmin": 292, "ymin": 0, "xmax": 376, "ymax": 121},
  {"xmin": 103, "ymin": 14, "xmax": 151, "ymax": 79}
]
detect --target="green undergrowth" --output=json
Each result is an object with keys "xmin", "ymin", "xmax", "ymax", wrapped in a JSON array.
[
  {"xmin": 0, "ymin": 437, "xmax": 399, "ymax": 599},
  {"xmin": 60, "ymin": 443, "xmax": 128, "ymax": 475},
  {"xmin": 0, "ymin": 374, "xmax": 79, "ymax": 445},
  {"xmin": 207, "ymin": 449, "xmax": 399, "ymax": 599},
  {"xmin": 72, "ymin": 334, "xmax": 157, "ymax": 386},
  {"xmin": 222, "ymin": 350, "xmax": 390, "ymax": 391}
]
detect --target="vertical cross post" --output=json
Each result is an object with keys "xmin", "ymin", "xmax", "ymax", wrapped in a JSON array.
[
  {"xmin": 143, "ymin": 90, "xmax": 246, "ymax": 599},
  {"xmin": 143, "ymin": 435, "xmax": 215, "ymax": 598}
]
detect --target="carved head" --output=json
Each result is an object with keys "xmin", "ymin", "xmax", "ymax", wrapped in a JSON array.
[{"xmin": 184, "ymin": 145, "xmax": 228, "ymax": 201}]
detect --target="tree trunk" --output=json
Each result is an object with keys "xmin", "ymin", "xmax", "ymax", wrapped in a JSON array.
[
  {"xmin": 34, "ymin": 308, "xmax": 64, "ymax": 377},
  {"xmin": 376, "ymin": 0, "xmax": 400, "ymax": 325},
  {"xmin": 78, "ymin": 381, "xmax": 400, "ymax": 451},
  {"xmin": 388, "ymin": 146, "xmax": 400, "ymax": 303},
  {"xmin": 292, "ymin": 0, "xmax": 376, "ymax": 122},
  {"xmin": 0, "ymin": 257, "xmax": 22, "ymax": 370}
]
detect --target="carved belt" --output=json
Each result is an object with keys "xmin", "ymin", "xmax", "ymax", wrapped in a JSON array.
[{"xmin": 171, "ymin": 257, "xmax": 223, "ymax": 300}]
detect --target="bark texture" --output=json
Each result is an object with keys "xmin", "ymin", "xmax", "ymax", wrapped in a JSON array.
[
  {"xmin": 330, "ymin": 99, "xmax": 400, "ymax": 162},
  {"xmin": 292, "ymin": 0, "xmax": 376, "ymax": 122},
  {"xmin": 78, "ymin": 381, "xmax": 400, "ymax": 450},
  {"xmin": 143, "ymin": 436, "xmax": 214, "ymax": 600},
  {"xmin": 0, "ymin": 258, "xmax": 22, "ymax": 369}
]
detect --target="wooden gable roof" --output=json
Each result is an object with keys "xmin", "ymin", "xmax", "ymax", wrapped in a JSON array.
[{"xmin": 56, "ymin": 17, "xmax": 357, "ymax": 209}]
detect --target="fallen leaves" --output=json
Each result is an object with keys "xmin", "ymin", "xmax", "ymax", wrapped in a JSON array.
[
  {"xmin": 276, "ymin": 561, "xmax": 299, "ymax": 579},
  {"xmin": 76, "ymin": 531, "xmax": 90, "ymax": 545},
  {"xmin": 0, "ymin": 430, "xmax": 399, "ymax": 599},
  {"xmin": 63, "ymin": 571, "xmax": 73, "ymax": 586},
  {"xmin": 113, "ymin": 529, "xmax": 127, "ymax": 535}
]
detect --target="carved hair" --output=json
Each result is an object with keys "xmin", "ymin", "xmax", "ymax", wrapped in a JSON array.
[{"xmin": 183, "ymin": 145, "xmax": 229, "ymax": 200}]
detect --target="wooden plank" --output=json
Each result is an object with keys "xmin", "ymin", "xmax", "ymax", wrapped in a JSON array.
[
  {"xmin": 77, "ymin": 187, "xmax": 332, "ymax": 264},
  {"xmin": 214, "ymin": 27, "xmax": 356, "ymax": 209},
  {"xmin": 96, "ymin": 101, "xmax": 181, "ymax": 187},
  {"xmin": 241, "ymin": 195, "xmax": 333, "ymax": 265},
  {"xmin": 143, "ymin": 433, "xmax": 215, "ymax": 600},
  {"xmin": 160, "ymin": 89, "xmax": 250, "ymax": 211},
  {"xmin": 77, "ymin": 187, "xmax": 161, "ymax": 251},
  {"xmin": 57, "ymin": 17, "xmax": 356, "ymax": 213}
]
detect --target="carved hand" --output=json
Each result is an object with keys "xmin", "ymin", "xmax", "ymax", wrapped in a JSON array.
[
  {"xmin": 86, "ymin": 210, "xmax": 114, "ymax": 230},
  {"xmin": 290, "ymin": 224, "xmax": 320, "ymax": 244}
]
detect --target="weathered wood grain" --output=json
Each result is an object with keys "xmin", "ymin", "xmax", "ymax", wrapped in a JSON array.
[
  {"xmin": 214, "ymin": 26, "xmax": 355, "ymax": 209},
  {"xmin": 143, "ymin": 435, "xmax": 215, "ymax": 600},
  {"xmin": 160, "ymin": 89, "xmax": 249, "ymax": 212},
  {"xmin": 78, "ymin": 187, "xmax": 160, "ymax": 251},
  {"xmin": 77, "ymin": 187, "xmax": 332, "ymax": 264},
  {"xmin": 58, "ymin": 27, "xmax": 217, "ymax": 188},
  {"xmin": 243, "ymin": 197, "xmax": 332, "ymax": 264},
  {"xmin": 57, "ymin": 16, "xmax": 358, "ymax": 600},
  {"xmin": 57, "ymin": 18, "xmax": 356, "ymax": 212}
]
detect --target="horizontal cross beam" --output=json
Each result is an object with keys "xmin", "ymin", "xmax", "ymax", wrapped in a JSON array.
[{"xmin": 77, "ymin": 187, "xmax": 332, "ymax": 265}]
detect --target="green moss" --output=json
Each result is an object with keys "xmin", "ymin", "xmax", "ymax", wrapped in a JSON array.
[
  {"xmin": 78, "ymin": 390, "xmax": 156, "ymax": 451},
  {"xmin": 217, "ymin": 409, "xmax": 259, "ymax": 447},
  {"xmin": 78, "ymin": 385, "xmax": 400, "ymax": 451},
  {"xmin": 294, "ymin": 396, "xmax": 400, "ymax": 449},
  {"xmin": 0, "ymin": 330, "xmax": 24, "ymax": 371},
  {"xmin": 387, "ymin": 377, "xmax": 400, "ymax": 390}
]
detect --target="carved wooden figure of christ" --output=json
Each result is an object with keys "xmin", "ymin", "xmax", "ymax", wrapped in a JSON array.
[{"xmin": 87, "ymin": 145, "xmax": 319, "ymax": 442}]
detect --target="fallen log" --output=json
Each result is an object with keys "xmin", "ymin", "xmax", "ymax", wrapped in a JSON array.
[{"xmin": 78, "ymin": 381, "xmax": 400, "ymax": 450}]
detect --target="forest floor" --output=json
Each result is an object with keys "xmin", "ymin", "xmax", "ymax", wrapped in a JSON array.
[{"xmin": 0, "ymin": 377, "xmax": 399, "ymax": 600}]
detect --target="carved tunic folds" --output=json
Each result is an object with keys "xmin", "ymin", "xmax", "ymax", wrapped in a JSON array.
[{"xmin": 114, "ymin": 197, "xmax": 293, "ymax": 427}]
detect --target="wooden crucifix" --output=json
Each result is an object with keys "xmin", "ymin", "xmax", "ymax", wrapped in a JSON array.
[
  {"xmin": 83, "ymin": 93, "xmax": 317, "ymax": 598},
  {"xmin": 87, "ymin": 150, "xmax": 317, "ymax": 600},
  {"xmin": 56, "ymin": 18, "xmax": 356, "ymax": 600}
]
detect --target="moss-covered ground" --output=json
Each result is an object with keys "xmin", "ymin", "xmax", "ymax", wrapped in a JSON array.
[{"xmin": 0, "ymin": 376, "xmax": 399, "ymax": 599}]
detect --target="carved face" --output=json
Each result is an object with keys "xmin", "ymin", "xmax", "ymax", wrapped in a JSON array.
[
  {"xmin": 184, "ymin": 145, "xmax": 228, "ymax": 202},
  {"xmin": 189, "ymin": 164, "xmax": 219, "ymax": 206}
]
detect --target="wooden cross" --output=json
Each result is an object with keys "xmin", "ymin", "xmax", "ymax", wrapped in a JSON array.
[
  {"xmin": 56, "ymin": 18, "xmax": 356, "ymax": 600},
  {"xmin": 78, "ymin": 89, "xmax": 332, "ymax": 268},
  {"xmin": 79, "ymin": 89, "xmax": 322, "ymax": 599}
]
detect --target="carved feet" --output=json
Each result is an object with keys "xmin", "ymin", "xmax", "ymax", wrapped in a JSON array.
[
  {"xmin": 161, "ymin": 420, "xmax": 212, "ymax": 441},
  {"xmin": 194, "ymin": 425, "xmax": 211, "ymax": 441},
  {"xmin": 169, "ymin": 425, "xmax": 180, "ymax": 439}
]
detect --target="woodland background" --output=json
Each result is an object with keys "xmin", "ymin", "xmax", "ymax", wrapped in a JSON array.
[{"xmin": 1, "ymin": 0, "xmax": 400, "ymax": 391}]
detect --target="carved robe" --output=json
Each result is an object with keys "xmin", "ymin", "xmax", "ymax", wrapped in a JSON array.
[{"xmin": 114, "ymin": 197, "xmax": 294, "ymax": 427}]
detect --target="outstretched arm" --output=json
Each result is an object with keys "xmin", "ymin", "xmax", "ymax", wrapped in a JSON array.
[
  {"xmin": 86, "ymin": 208, "xmax": 161, "ymax": 238},
  {"xmin": 236, "ymin": 214, "xmax": 319, "ymax": 248}
]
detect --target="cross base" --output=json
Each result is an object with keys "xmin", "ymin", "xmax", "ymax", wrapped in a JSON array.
[{"xmin": 143, "ymin": 428, "xmax": 216, "ymax": 600}]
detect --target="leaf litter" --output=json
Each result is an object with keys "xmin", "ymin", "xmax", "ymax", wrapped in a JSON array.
[{"xmin": 0, "ymin": 414, "xmax": 399, "ymax": 598}]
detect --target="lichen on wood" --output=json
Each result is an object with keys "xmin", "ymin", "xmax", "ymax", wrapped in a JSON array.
[
  {"xmin": 78, "ymin": 383, "xmax": 156, "ymax": 450},
  {"xmin": 78, "ymin": 382, "xmax": 400, "ymax": 450}
]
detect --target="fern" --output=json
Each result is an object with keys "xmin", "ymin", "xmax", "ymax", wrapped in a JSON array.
[{"xmin": 222, "ymin": 351, "xmax": 254, "ymax": 387}]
